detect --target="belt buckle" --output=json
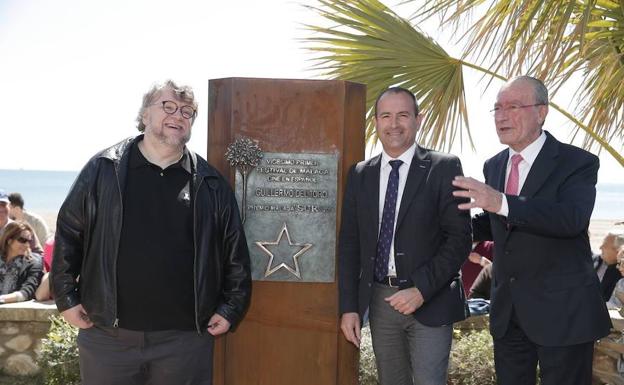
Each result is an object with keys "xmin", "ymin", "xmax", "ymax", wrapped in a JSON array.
[{"xmin": 387, "ymin": 276, "xmax": 398, "ymax": 288}]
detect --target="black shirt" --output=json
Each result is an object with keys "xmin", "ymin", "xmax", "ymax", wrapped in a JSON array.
[{"xmin": 116, "ymin": 141, "xmax": 196, "ymax": 331}]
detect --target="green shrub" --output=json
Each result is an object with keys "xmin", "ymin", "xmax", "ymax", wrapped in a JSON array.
[
  {"xmin": 359, "ymin": 326, "xmax": 379, "ymax": 385},
  {"xmin": 38, "ymin": 315, "xmax": 80, "ymax": 385},
  {"xmin": 448, "ymin": 329, "xmax": 496, "ymax": 385},
  {"xmin": 361, "ymin": 327, "xmax": 503, "ymax": 385}
]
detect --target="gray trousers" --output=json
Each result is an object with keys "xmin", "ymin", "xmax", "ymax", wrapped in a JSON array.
[
  {"xmin": 77, "ymin": 326, "xmax": 214, "ymax": 385},
  {"xmin": 369, "ymin": 283, "xmax": 452, "ymax": 385}
]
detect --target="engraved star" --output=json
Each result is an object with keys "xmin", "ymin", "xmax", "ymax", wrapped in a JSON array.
[{"xmin": 255, "ymin": 222, "xmax": 313, "ymax": 279}]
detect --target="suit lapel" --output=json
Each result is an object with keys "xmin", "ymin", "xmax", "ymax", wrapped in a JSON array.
[
  {"xmin": 519, "ymin": 132, "xmax": 559, "ymax": 197},
  {"xmin": 396, "ymin": 146, "xmax": 430, "ymax": 230},
  {"xmin": 495, "ymin": 153, "xmax": 508, "ymax": 193},
  {"xmin": 486, "ymin": 150, "xmax": 511, "ymax": 233},
  {"xmin": 364, "ymin": 155, "xmax": 381, "ymax": 239}
]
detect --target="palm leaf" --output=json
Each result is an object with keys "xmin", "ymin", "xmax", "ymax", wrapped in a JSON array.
[
  {"xmin": 304, "ymin": 0, "xmax": 624, "ymax": 166},
  {"xmin": 303, "ymin": 0, "xmax": 473, "ymax": 152},
  {"xmin": 408, "ymin": 0, "xmax": 624, "ymax": 163}
]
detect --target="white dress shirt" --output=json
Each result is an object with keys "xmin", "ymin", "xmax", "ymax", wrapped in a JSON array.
[
  {"xmin": 498, "ymin": 131, "xmax": 547, "ymax": 216},
  {"xmin": 378, "ymin": 143, "xmax": 416, "ymax": 276}
]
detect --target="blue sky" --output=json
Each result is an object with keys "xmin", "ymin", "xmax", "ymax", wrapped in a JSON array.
[{"xmin": 1, "ymin": 0, "xmax": 622, "ymax": 184}]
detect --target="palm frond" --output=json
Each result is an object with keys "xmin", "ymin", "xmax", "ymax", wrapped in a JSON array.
[
  {"xmin": 303, "ymin": 0, "xmax": 473, "ymax": 152},
  {"xmin": 303, "ymin": 0, "xmax": 624, "ymax": 166},
  {"xmin": 408, "ymin": 0, "xmax": 624, "ymax": 162}
]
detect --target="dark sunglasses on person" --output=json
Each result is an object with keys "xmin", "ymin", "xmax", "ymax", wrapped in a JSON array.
[{"xmin": 15, "ymin": 237, "xmax": 31, "ymax": 244}]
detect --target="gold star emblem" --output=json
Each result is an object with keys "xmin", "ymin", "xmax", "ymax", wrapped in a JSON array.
[{"xmin": 255, "ymin": 223, "xmax": 313, "ymax": 279}]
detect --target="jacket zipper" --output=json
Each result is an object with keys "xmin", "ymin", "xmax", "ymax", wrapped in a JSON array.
[
  {"xmin": 193, "ymin": 174, "xmax": 203, "ymax": 334},
  {"xmin": 112, "ymin": 165, "xmax": 123, "ymax": 328}
]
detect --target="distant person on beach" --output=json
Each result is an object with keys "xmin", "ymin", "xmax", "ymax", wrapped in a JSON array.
[
  {"xmin": 0, "ymin": 190, "xmax": 13, "ymax": 235},
  {"xmin": 51, "ymin": 79, "xmax": 251, "ymax": 385},
  {"xmin": 0, "ymin": 190, "xmax": 10, "ymax": 233},
  {"xmin": 8, "ymin": 192, "xmax": 51, "ymax": 244},
  {"xmin": 0, "ymin": 190, "xmax": 43, "ymax": 254},
  {"xmin": 452, "ymin": 76, "xmax": 610, "ymax": 385},
  {"xmin": 0, "ymin": 221, "xmax": 43, "ymax": 304},
  {"xmin": 594, "ymin": 228, "xmax": 624, "ymax": 302}
]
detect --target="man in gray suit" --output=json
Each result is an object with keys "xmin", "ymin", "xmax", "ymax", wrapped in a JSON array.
[{"xmin": 339, "ymin": 87, "xmax": 471, "ymax": 385}]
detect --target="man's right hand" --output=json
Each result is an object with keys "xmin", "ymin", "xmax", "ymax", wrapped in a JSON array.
[
  {"xmin": 340, "ymin": 312, "xmax": 361, "ymax": 348},
  {"xmin": 60, "ymin": 304, "xmax": 94, "ymax": 329}
]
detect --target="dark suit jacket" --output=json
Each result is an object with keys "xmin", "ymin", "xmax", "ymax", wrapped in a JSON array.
[
  {"xmin": 338, "ymin": 146, "xmax": 472, "ymax": 327},
  {"xmin": 473, "ymin": 131, "xmax": 611, "ymax": 346}
]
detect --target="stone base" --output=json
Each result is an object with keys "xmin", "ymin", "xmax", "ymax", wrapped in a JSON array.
[{"xmin": 0, "ymin": 300, "xmax": 57, "ymax": 376}]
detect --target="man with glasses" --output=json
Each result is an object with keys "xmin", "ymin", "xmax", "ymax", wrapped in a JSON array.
[
  {"xmin": 452, "ymin": 76, "xmax": 610, "ymax": 385},
  {"xmin": 51, "ymin": 80, "xmax": 251, "ymax": 385}
]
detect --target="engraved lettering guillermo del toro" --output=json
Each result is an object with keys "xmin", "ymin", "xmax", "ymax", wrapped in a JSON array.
[{"xmin": 234, "ymin": 151, "xmax": 338, "ymax": 282}]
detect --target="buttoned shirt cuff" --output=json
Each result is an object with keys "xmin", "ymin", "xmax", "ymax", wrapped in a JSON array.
[{"xmin": 496, "ymin": 193, "xmax": 509, "ymax": 217}]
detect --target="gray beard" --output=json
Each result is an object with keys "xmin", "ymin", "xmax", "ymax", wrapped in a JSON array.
[{"xmin": 153, "ymin": 130, "xmax": 191, "ymax": 149}]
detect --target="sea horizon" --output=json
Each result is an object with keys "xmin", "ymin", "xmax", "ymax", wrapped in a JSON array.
[{"xmin": 1, "ymin": 168, "xmax": 623, "ymax": 221}]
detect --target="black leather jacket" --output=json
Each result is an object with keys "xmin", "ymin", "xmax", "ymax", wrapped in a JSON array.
[{"xmin": 51, "ymin": 136, "xmax": 251, "ymax": 332}]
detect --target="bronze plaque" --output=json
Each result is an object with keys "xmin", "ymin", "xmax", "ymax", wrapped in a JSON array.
[{"xmin": 235, "ymin": 152, "xmax": 338, "ymax": 282}]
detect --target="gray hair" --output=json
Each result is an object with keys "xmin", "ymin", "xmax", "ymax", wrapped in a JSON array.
[
  {"xmin": 508, "ymin": 76, "xmax": 549, "ymax": 105},
  {"xmin": 608, "ymin": 228, "xmax": 624, "ymax": 249},
  {"xmin": 136, "ymin": 79, "xmax": 198, "ymax": 132}
]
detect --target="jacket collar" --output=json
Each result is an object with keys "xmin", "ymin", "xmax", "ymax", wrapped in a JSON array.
[
  {"xmin": 490, "ymin": 131, "xmax": 559, "ymax": 197},
  {"xmin": 518, "ymin": 131, "xmax": 559, "ymax": 197},
  {"xmin": 98, "ymin": 134, "xmax": 219, "ymax": 179},
  {"xmin": 396, "ymin": 145, "xmax": 430, "ymax": 229},
  {"xmin": 364, "ymin": 145, "xmax": 431, "ymax": 230}
]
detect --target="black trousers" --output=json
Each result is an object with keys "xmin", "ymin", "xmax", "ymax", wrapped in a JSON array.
[
  {"xmin": 77, "ymin": 326, "xmax": 214, "ymax": 385},
  {"xmin": 493, "ymin": 314, "xmax": 594, "ymax": 385}
]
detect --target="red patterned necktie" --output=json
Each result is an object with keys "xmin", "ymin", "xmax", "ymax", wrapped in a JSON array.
[{"xmin": 505, "ymin": 154, "xmax": 523, "ymax": 195}]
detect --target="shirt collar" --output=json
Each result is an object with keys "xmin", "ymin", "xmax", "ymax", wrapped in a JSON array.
[
  {"xmin": 381, "ymin": 143, "xmax": 416, "ymax": 170},
  {"xmin": 129, "ymin": 139, "xmax": 192, "ymax": 174},
  {"xmin": 508, "ymin": 130, "xmax": 546, "ymax": 167}
]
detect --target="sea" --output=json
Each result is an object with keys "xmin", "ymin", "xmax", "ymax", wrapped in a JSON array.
[{"xmin": 0, "ymin": 169, "xmax": 623, "ymax": 220}]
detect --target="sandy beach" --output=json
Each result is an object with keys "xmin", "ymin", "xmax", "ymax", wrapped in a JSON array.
[{"xmin": 40, "ymin": 212, "xmax": 620, "ymax": 253}]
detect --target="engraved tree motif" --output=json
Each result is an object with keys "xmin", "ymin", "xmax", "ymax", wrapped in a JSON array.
[{"xmin": 225, "ymin": 137, "xmax": 263, "ymax": 224}]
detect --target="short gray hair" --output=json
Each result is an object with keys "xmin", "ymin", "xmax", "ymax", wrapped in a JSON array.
[
  {"xmin": 608, "ymin": 228, "xmax": 624, "ymax": 249},
  {"xmin": 136, "ymin": 79, "xmax": 198, "ymax": 132},
  {"xmin": 508, "ymin": 76, "xmax": 549, "ymax": 105}
]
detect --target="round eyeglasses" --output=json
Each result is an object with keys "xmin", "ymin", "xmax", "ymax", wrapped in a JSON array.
[{"xmin": 152, "ymin": 100, "xmax": 196, "ymax": 119}]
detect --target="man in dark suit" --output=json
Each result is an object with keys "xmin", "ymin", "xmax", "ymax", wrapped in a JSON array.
[
  {"xmin": 452, "ymin": 76, "xmax": 611, "ymax": 385},
  {"xmin": 339, "ymin": 87, "xmax": 471, "ymax": 385}
]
